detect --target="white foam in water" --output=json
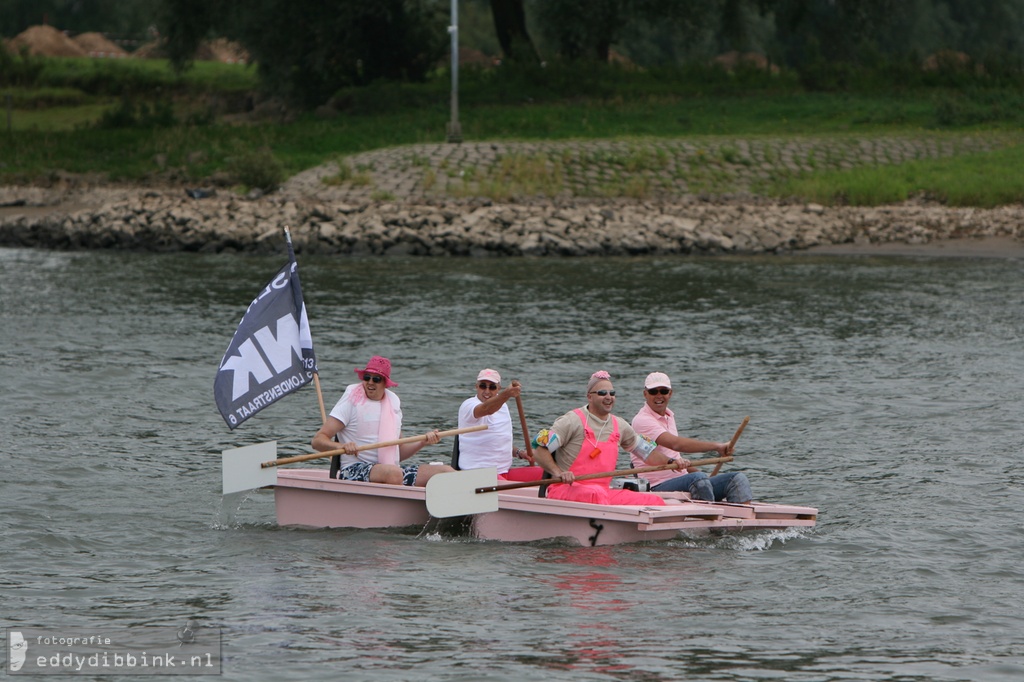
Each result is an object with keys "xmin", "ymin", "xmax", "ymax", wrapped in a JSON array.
[
  {"xmin": 212, "ymin": 491, "xmax": 258, "ymax": 529},
  {"xmin": 673, "ymin": 526, "xmax": 810, "ymax": 550}
]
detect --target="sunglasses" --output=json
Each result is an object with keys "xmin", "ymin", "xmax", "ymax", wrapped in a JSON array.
[
  {"xmin": 589, "ymin": 390, "xmax": 616, "ymax": 396},
  {"xmin": 478, "ymin": 382, "xmax": 498, "ymax": 391},
  {"xmin": 647, "ymin": 388, "xmax": 671, "ymax": 395},
  {"xmin": 362, "ymin": 374, "xmax": 384, "ymax": 384}
]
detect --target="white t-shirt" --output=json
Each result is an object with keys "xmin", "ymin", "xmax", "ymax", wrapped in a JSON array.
[
  {"xmin": 329, "ymin": 384, "xmax": 403, "ymax": 467},
  {"xmin": 457, "ymin": 396, "xmax": 513, "ymax": 473}
]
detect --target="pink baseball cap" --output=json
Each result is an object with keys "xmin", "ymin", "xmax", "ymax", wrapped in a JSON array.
[
  {"xmin": 476, "ymin": 368, "xmax": 501, "ymax": 384},
  {"xmin": 354, "ymin": 355, "xmax": 398, "ymax": 387}
]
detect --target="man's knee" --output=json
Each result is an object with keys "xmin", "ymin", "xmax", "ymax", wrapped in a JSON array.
[
  {"xmin": 689, "ymin": 478, "xmax": 714, "ymax": 501},
  {"xmin": 726, "ymin": 473, "xmax": 753, "ymax": 503},
  {"xmin": 415, "ymin": 464, "xmax": 453, "ymax": 486},
  {"xmin": 371, "ymin": 464, "xmax": 404, "ymax": 485}
]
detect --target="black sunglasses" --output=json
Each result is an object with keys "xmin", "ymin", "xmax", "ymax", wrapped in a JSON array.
[
  {"xmin": 478, "ymin": 382, "xmax": 498, "ymax": 391},
  {"xmin": 589, "ymin": 389, "xmax": 616, "ymax": 396},
  {"xmin": 362, "ymin": 374, "xmax": 384, "ymax": 384},
  {"xmin": 647, "ymin": 388, "xmax": 671, "ymax": 395}
]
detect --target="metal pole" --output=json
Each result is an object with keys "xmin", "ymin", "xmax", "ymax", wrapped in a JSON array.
[
  {"xmin": 446, "ymin": 0, "xmax": 462, "ymax": 143},
  {"xmin": 6, "ymin": 95, "xmax": 11, "ymax": 135}
]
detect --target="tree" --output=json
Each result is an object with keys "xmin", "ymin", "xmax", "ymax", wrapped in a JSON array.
[
  {"xmin": 157, "ymin": 0, "xmax": 448, "ymax": 107},
  {"xmin": 529, "ymin": 0, "xmax": 723, "ymax": 64},
  {"xmin": 1, "ymin": 0, "xmax": 154, "ymax": 43},
  {"xmin": 489, "ymin": 0, "xmax": 538, "ymax": 62},
  {"xmin": 531, "ymin": 0, "xmax": 624, "ymax": 62}
]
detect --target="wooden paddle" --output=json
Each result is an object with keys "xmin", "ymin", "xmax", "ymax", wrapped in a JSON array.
[
  {"xmin": 425, "ymin": 456, "xmax": 732, "ymax": 518},
  {"xmin": 711, "ymin": 416, "xmax": 749, "ymax": 476},
  {"xmin": 221, "ymin": 425, "xmax": 487, "ymax": 495},
  {"xmin": 264, "ymin": 425, "xmax": 488, "ymax": 468},
  {"xmin": 481, "ymin": 456, "xmax": 731, "ymax": 492},
  {"xmin": 512, "ymin": 382, "xmax": 536, "ymax": 465}
]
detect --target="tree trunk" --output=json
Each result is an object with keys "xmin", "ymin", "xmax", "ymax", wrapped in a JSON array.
[{"xmin": 490, "ymin": 0, "xmax": 539, "ymax": 63}]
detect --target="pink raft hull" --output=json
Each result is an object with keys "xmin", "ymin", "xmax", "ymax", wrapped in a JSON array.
[{"xmin": 274, "ymin": 469, "xmax": 817, "ymax": 546}]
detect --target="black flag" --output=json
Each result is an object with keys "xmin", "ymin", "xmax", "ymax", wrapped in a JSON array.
[{"xmin": 214, "ymin": 240, "xmax": 317, "ymax": 429}]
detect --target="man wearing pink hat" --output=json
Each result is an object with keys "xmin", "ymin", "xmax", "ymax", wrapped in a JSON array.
[
  {"xmin": 531, "ymin": 370, "xmax": 667, "ymax": 506},
  {"xmin": 630, "ymin": 371, "xmax": 752, "ymax": 503},
  {"xmin": 455, "ymin": 369, "xmax": 543, "ymax": 482},
  {"xmin": 311, "ymin": 355, "xmax": 451, "ymax": 486}
]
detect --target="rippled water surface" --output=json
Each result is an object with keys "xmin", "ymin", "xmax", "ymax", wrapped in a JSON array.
[{"xmin": 2, "ymin": 247, "xmax": 1023, "ymax": 681}]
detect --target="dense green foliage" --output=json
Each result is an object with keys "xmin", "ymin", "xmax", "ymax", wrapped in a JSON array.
[
  {"xmin": 5, "ymin": 1, "xmax": 1024, "ymax": 109},
  {"xmin": 1, "ymin": 0, "xmax": 153, "ymax": 45},
  {"xmin": 156, "ymin": 0, "xmax": 449, "ymax": 107}
]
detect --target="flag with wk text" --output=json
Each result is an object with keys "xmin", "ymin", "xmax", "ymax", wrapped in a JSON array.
[{"xmin": 214, "ymin": 244, "xmax": 317, "ymax": 429}]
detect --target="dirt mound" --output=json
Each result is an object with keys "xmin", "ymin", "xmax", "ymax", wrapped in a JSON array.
[
  {"xmin": 133, "ymin": 37, "xmax": 248, "ymax": 62},
  {"xmin": 195, "ymin": 38, "xmax": 249, "ymax": 63},
  {"xmin": 608, "ymin": 49, "xmax": 640, "ymax": 70},
  {"xmin": 922, "ymin": 50, "xmax": 981, "ymax": 73},
  {"xmin": 712, "ymin": 51, "xmax": 779, "ymax": 74},
  {"xmin": 132, "ymin": 40, "xmax": 165, "ymax": 59},
  {"xmin": 439, "ymin": 47, "xmax": 498, "ymax": 69},
  {"xmin": 73, "ymin": 32, "xmax": 129, "ymax": 58},
  {"xmin": 9, "ymin": 25, "xmax": 87, "ymax": 57}
]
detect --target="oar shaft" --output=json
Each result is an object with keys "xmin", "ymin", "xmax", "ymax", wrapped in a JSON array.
[
  {"xmin": 728, "ymin": 416, "xmax": 750, "ymax": 450},
  {"xmin": 263, "ymin": 425, "xmax": 488, "ymax": 468},
  {"xmin": 514, "ymin": 395, "xmax": 535, "ymax": 464},
  {"xmin": 475, "ymin": 456, "xmax": 732, "ymax": 493},
  {"xmin": 712, "ymin": 416, "xmax": 749, "ymax": 476}
]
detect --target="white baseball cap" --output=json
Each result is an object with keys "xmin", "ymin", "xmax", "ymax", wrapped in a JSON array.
[{"xmin": 644, "ymin": 372, "xmax": 672, "ymax": 390}]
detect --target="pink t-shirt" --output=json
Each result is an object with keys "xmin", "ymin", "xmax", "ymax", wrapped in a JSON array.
[{"xmin": 630, "ymin": 402, "xmax": 682, "ymax": 487}]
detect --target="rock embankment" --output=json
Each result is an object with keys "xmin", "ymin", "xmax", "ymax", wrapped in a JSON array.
[{"xmin": 1, "ymin": 187, "xmax": 1021, "ymax": 256}]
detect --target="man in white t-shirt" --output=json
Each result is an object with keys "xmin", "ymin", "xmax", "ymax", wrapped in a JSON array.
[
  {"xmin": 456, "ymin": 369, "xmax": 543, "ymax": 482},
  {"xmin": 311, "ymin": 355, "xmax": 450, "ymax": 486}
]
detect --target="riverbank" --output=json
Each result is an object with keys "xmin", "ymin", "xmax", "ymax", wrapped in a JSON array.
[
  {"xmin": 3, "ymin": 183, "xmax": 1022, "ymax": 257},
  {"xmin": 2, "ymin": 136, "xmax": 1023, "ymax": 257}
]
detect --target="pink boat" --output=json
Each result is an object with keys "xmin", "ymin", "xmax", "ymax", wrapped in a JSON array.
[{"xmin": 273, "ymin": 468, "xmax": 817, "ymax": 546}]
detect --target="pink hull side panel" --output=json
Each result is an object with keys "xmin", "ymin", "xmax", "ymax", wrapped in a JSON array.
[
  {"xmin": 271, "ymin": 468, "xmax": 817, "ymax": 544},
  {"xmin": 473, "ymin": 508, "xmax": 679, "ymax": 545},
  {"xmin": 275, "ymin": 469, "xmax": 430, "ymax": 529},
  {"xmin": 473, "ymin": 491, "xmax": 817, "ymax": 546}
]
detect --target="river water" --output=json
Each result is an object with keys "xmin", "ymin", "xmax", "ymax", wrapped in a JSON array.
[{"xmin": 2, "ymin": 246, "xmax": 1022, "ymax": 681}]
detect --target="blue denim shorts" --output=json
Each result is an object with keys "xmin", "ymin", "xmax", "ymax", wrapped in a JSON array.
[{"xmin": 338, "ymin": 462, "xmax": 420, "ymax": 486}]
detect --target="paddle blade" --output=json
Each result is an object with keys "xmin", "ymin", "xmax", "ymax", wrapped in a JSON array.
[
  {"xmin": 425, "ymin": 467, "xmax": 500, "ymax": 518},
  {"xmin": 222, "ymin": 441, "xmax": 278, "ymax": 495}
]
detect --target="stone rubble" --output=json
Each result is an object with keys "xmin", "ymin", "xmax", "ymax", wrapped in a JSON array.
[{"xmin": 1, "ymin": 186, "xmax": 1021, "ymax": 255}]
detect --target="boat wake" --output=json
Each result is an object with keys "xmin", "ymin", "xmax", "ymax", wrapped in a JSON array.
[{"xmin": 674, "ymin": 526, "xmax": 812, "ymax": 551}]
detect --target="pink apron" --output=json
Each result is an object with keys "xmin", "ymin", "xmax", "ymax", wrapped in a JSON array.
[{"xmin": 545, "ymin": 409, "xmax": 664, "ymax": 505}]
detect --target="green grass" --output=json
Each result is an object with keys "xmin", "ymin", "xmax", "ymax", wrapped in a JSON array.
[
  {"xmin": 36, "ymin": 56, "xmax": 259, "ymax": 94},
  {"xmin": 771, "ymin": 144, "xmax": 1024, "ymax": 207},
  {"xmin": 2, "ymin": 103, "xmax": 112, "ymax": 131},
  {"xmin": 3, "ymin": 56, "xmax": 1024, "ymax": 206},
  {"xmin": 451, "ymin": 153, "xmax": 565, "ymax": 200}
]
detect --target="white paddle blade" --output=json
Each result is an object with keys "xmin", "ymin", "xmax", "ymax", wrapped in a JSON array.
[
  {"xmin": 425, "ymin": 467, "xmax": 500, "ymax": 518},
  {"xmin": 222, "ymin": 441, "xmax": 279, "ymax": 495}
]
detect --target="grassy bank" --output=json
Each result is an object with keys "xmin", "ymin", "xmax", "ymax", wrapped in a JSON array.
[
  {"xmin": 770, "ymin": 144, "xmax": 1024, "ymax": 207},
  {"xmin": 1, "ymin": 57, "xmax": 1023, "ymax": 206}
]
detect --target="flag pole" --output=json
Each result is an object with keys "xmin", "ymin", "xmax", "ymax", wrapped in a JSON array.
[
  {"xmin": 313, "ymin": 373, "xmax": 327, "ymax": 425},
  {"xmin": 284, "ymin": 226, "xmax": 328, "ymax": 426}
]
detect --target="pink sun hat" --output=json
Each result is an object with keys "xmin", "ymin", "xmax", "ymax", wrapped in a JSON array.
[{"xmin": 354, "ymin": 355, "xmax": 398, "ymax": 387}]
